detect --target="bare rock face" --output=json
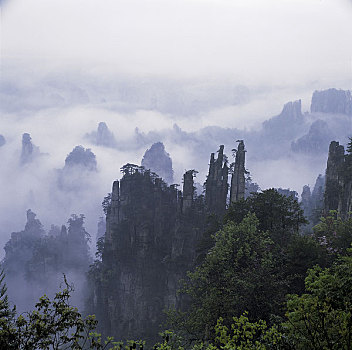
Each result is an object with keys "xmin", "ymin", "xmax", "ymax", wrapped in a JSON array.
[
  {"xmin": 86, "ymin": 122, "xmax": 117, "ymax": 148},
  {"xmin": 230, "ymin": 140, "xmax": 246, "ymax": 203},
  {"xmin": 291, "ymin": 120, "xmax": 334, "ymax": 154},
  {"xmin": 205, "ymin": 145, "xmax": 228, "ymax": 216},
  {"xmin": 89, "ymin": 143, "xmax": 255, "ymax": 342},
  {"xmin": 324, "ymin": 141, "xmax": 345, "ymax": 213},
  {"xmin": 324, "ymin": 141, "xmax": 352, "ymax": 219},
  {"xmin": 311, "ymin": 89, "xmax": 352, "ymax": 115},
  {"xmin": 20, "ymin": 133, "xmax": 40, "ymax": 165},
  {"xmin": 92, "ymin": 164, "xmax": 206, "ymax": 342},
  {"xmin": 0, "ymin": 134, "xmax": 5, "ymax": 147},
  {"xmin": 301, "ymin": 185, "xmax": 311, "ymax": 211},
  {"xmin": 141, "ymin": 142, "xmax": 174, "ymax": 184}
]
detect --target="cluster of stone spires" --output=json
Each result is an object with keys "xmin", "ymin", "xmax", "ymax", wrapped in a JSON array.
[
  {"xmin": 204, "ymin": 141, "xmax": 246, "ymax": 216},
  {"xmin": 107, "ymin": 140, "xmax": 247, "ymax": 229},
  {"xmin": 94, "ymin": 141, "xmax": 247, "ymax": 341},
  {"xmin": 324, "ymin": 140, "xmax": 352, "ymax": 219}
]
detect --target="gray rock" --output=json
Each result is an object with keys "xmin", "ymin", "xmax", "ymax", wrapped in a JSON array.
[
  {"xmin": 20, "ymin": 133, "xmax": 40, "ymax": 165},
  {"xmin": 141, "ymin": 142, "xmax": 174, "ymax": 184},
  {"xmin": 291, "ymin": 120, "xmax": 334, "ymax": 154},
  {"xmin": 86, "ymin": 122, "xmax": 117, "ymax": 148},
  {"xmin": 311, "ymin": 88, "xmax": 352, "ymax": 115}
]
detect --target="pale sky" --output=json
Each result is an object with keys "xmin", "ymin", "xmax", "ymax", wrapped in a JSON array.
[{"xmin": 1, "ymin": 0, "xmax": 352, "ymax": 86}]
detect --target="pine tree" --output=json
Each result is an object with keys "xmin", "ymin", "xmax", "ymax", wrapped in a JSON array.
[{"xmin": 0, "ymin": 269, "xmax": 17, "ymax": 349}]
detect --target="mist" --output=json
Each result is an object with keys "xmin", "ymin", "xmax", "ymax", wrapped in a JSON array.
[{"xmin": 0, "ymin": 0, "xmax": 351, "ymax": 315}]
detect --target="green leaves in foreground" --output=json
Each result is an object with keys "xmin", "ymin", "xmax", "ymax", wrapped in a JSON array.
[
  {"xmin": 284, "ymin": 251, "xmax": 352, "ymax": 350},
  {"xmin": 0, "ymin": 274, "xmax": 144, "ymax": 350}
]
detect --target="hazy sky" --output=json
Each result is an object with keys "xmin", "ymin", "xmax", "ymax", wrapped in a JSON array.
[{"xmin": 1, "ymin": 0, "xmax": 352, "ymax": 86}]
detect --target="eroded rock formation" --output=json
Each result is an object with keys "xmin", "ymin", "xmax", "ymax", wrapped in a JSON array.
[
  {"xmin": 20, "ymin": 133, "xmax": 40, "ymax": 165},
  {"xmin": 90, "ymin": 143, "xmax": 253, "ymax": 341},
  {"xmin": 86, "ymin": 122, "xmax": 117, "ymax": 148},
  {"xmin": 92, "ymin": 164, "xmax": 206, "ymax": 341},
  {"xmin": 205, "ymin": 145, "xmax": 228, "ymax": 216},
  {"xmin": 311, "ymin": 89, "xmax": 352, "ymax": 115},
  {"xmin": 230, "ymin": 140, "xmax": 246, "ymax": 203},
  {"xmin": 141, "ymin": 142, "xmax": 174, "ymax": 184},
  {"xmin": 64, "ymin": 145, "xmax": 97, "ymax": 171},
  {"xmin": 291, "ymin": 120, "xmax": 333, "ymax": 154},
  {"xmin": 57, "ymin": 145, "xmax": 97, "ymax": 191},
  {"xmin": 324, "ymin": 141, "xmax": 352, "ymax": 218}
]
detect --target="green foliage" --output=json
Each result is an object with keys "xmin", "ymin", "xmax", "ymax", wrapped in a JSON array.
[
  {"xmin": 174, "ymin": 214, "xmax": 282, "ymax": 341},
  {"xmin": 283, "ymin": 234, "xmax": 330, "ymax": 295},
  {"xmin": 313, "ymin": 211, "xmax": 352, "ymax": 256},
  {"xmin": 212, "ymin": 313, "xmax": 282, "ymax": 350},
  {"xmin": 0, "ymin": 273, "xmax": 141, "ymax": 349},
  {"xmin": 0, "ymin": 269, "xmax": 17, "ymax": 349},
  {"xmin": 155, "ymin": 314, "xmax": 282, "ymax": 350},
  {"xmin": 225, "ymin": 189, "xmax": 307, "ymax": 247},
  {"xmin": 284, "ymin": 251, "xmax": 352, "ymax": 349}
]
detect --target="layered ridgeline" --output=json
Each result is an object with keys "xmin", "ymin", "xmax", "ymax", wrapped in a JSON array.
[{"xmin": 87, "ymin": 141, "xmax": 247, "ymax": 341}]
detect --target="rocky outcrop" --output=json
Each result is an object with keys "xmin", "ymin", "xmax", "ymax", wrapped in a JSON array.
[
  {"xmin": 263, "ymin": 100, "xmax": 303, "ymax": 131},
  {"xmin": 301, "ymin": 174, "xmax": 326, "ymax": 225},
  {"xmin": 230, "ymin": 140, "xmax": 246, "ymax": 203},
  {"xmin": 141, "ymin": 142, "xmax": 174, "ymax": 184},
  {"xmin": 324, "ymin": 141, "xmax": 352, "ymax": 219},
  {"xmin": 291, "ymin": 120, "xmax": 333, "ymax": 154},
  {"xmin": 182, "ymin": 170, "xmax": 195, "ymax": 212},
  {"xmin": 93, "ymin": 164, "xmax": 206, "ymax": 341},
  {"xmin": 311, "ymin": 89, "xmax": 352, "ymax": 115},
  {"xmin": 324, "ymin": 141, "xmax": 345, "ymax": 213},
  {"xmin": 64, "ymin": 145, "xmax": 97, "ymax": 171},
  {"xmin": 86, "ymin": 122, "xmax": 117, "ymax": 148},
  {"xmin": 301, "ymin": 185, "xmax": 312, "ymax": 220},
  {"xmin": 205, "ymin": 145, "xmax": 228, "ymax": 216},
  {"xmin": 311, "ymin": 175, "xmax": 325, "ymax": 215},
  {"xmin": 261, "ymin": 100, "xmax": 305, "ymax": 151},
  {"xmin": 90, "ymin": 143, "xmax": 255, "ymax": 341},
  {"xmin": 58, "ymin": 146, "xmax": 97, "ymax": 191},
  {"xmin": 20, "ymin": 133, "xmax": 40, "ymax": 165}
]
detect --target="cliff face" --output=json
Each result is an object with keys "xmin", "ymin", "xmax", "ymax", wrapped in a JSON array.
[
  {"xmin": 204, "ymin": 145, "xmax": 228, "ymax": 216},
  {"xmin": 324, "ymin": 141, "xmax": 352, "ymax": 218},
  {"xmin": 311, "ymin": 89, "xmax": 352, "ymax": 115},
  {"xmin": 230, "ymin": 140, "xmax": 246, "ymax": 203},
  {"xmin": 300, "ymin": 175, "xmax": 325, "ymax": 226},
  {"xmin": 91, "ymin": 143, "xmax": 247, "ymax": 341},
  {"xmin": 94, "ymin": 165, "xmax": 206, "ymax": 341}
]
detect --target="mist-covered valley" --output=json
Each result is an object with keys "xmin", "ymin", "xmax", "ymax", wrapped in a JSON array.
[{"xmin": 1, "ymin": 0, "xmax": 352, "ymax": 347}]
